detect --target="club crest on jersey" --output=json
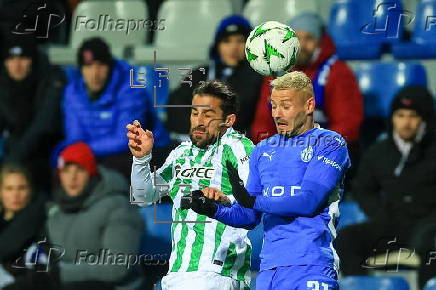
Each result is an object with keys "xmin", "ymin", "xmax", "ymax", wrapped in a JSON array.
[
  {"xmin": 174, "ymin": 164, "xmax": 215, "ymax": 179},
  {"xmin": 301, "ymin": 146, "xmax": 313, "ymax": 162}
]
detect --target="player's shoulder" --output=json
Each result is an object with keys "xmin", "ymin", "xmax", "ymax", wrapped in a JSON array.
[
  {"xmin": 168, "ymin": 141, "xmax": 192, "ymax": 158},
  {"xmin": 312, "ymin": 128, "xmax": 348, "ymax": 159},
  {"xmin": 313, "ymin": 128, "xmax": 347, "ymax": 148},
  {"xmin": 222, "ymin": 129, "xmax": 254, "ymax": 148}
]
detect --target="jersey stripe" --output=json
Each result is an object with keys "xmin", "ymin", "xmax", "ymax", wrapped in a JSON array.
[
  {"xmin": 171, "ymin": 209, "xmax": 189, "ymax": 272},
  {"xmin": 237, "ymin": 243, "xmax": 252, "ymax": 281},
  {"xmin": 221, "ymin": 242, "xmax": 237, "ymax": 276},
  {"xmin": 187, "ymin": 214, "xmax": 207, "ymax": 271}
]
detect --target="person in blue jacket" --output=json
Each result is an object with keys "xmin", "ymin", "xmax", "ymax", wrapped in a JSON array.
[
  {"xmin": 61, "ymin": 37, "xmax": 169, "ymax": 175},
  {"xmin": 185, "ymin": 71, "xmax": 350, "ymax": 289}
]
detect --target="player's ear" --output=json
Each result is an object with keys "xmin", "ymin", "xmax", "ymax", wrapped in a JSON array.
[
  {"xmin": 225, "ymin": 114, "xmax": 236, "ymax": 127},
  {"xmin": 306, "ymin": 97, "xmax": 316, "ymax": 114}
]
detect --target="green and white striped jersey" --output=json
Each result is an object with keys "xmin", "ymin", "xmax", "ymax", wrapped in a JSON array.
[{"xmin": 131, "ymin": 128, "xmax": 254, "ymax": 284}]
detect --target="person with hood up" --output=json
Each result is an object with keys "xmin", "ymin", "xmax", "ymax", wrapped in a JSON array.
[
  {"xmin": 251, "ymin": 13, "xmax": 363, "ymax": 144},
  {"xmin": 46, "ymin": 142, "xmax": 143, "ymax": 289},
  {"xmin": 336, "ymin": 86, "xmax": 436, "ymax": 288},
  {"xmin": 0, "ymin": 35, "xmax": 65, "ymax": 191},
  {"xmin": 167, "ymin": 15, "xmax": 263, "ymax": 140}
]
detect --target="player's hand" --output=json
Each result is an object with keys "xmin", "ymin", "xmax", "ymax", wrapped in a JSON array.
[
  {"xmin": 186, "ymin": 190, "xmax": 218, "ymax": 218},
  {"xmin": 202, "ymin": 187, "xmax": 231, "ymax": 206},
  {"xmin": 126, "ymin": 120, "xmax": 154, "ymax": 158},
  {"xmin": 226, "ymin": 161, "xmax": 256, "ymax": 208}
]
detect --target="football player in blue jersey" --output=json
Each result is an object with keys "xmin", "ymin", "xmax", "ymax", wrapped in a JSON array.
[{"xmin": 186, "ymin": 71, "xmax": 351, "ymax": 289}]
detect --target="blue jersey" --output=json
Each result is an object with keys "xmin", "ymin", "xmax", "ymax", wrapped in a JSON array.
[{"xmin": 214, "ymin": 126, "xmax": 351, "ymax": 272}]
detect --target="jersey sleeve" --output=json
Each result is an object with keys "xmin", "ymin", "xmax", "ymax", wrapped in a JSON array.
[
  {"xmin": 254, "ymin": 134, "xmax": 351, "ymax": 217},
  {"xmin": 130, "ymin": 147, "xmax": 179, "ymax": 206},
  {"xmin": 223, "ymin": 137, "xmax": 255, "ymax": 203},
  {"xmin": 214, "ymin": 202, "xmax": 262, "ymax": 230}
]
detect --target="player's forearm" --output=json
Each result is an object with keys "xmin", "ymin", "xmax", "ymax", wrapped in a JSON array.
[
  {"xmin": 131, "ymin": 153, "xmax": 164, "ymax": 206},
  {"xmin": 214, "ymin": 203, "xmax": 261, "ymax": 230},
  {"xmin": 254, "ymin": 181, "xmax": 329, "ymax": 217}
]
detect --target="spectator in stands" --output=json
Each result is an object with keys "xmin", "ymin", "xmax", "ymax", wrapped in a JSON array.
[
  {"xmin": 167, "ymin": 15, "xmax": 262, "ymax": 141},
  {"xmin": 251, "ymin": 13, "xmax": 363, "ymax": 144},
  {"xmin": 0, "ymin": 164, "xmax": 51, "ymax": 289},
  {"xmin": 61, "ymin": 37, "xmax": 169, "ymax": 176},
  {"xmin": 46, "ymin": 142, "xmax": 143, "ymax": 289},
  {"xmin": 336, "ymin": 86, "xmax": 436, "ymax": 288},
  {"xmin": 0, "ymin": 35, "xmax": 65, "ymax": 192}
]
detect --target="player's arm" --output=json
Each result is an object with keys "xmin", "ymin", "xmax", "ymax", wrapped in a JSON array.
[
  {"xmin": 253, "ymin": 137, "xmax": 350, "ymax": 217},
  {"xmin": 214, "ymin": 202, "xmax": 262, "ymax": 230},
  {"xmin": 127, "ymin": 121, "xmax": 170, "ymax": 206},
  {"xmin": 229, "ymin": 137, "xmax": 350, "ymax": 217},
  {"xmin": 190, "ymin": 142, "xmax": 262, "ymax": 229}
]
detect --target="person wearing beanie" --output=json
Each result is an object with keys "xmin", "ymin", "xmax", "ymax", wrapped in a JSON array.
[
  {"xmin": 0, "ymin": 35, "xmax": 65, "ymax": 192},
  {"xmin": 46, "ymin": 141, "xmax": 144, "ymax": 289},
  {"xmin": 336, "ymin": 86, "xmax": 436, "ymax": 287},
  {"xmin": 167, "ymin": 15, "xmax": 262, "ymax": 140},
  {"xmin": 251, "ymin": 12, "xmax": 363, "ymax": 147},
  {"xmin": 60, "ymin": 37, "xmax": 170, "ymax": 177}
]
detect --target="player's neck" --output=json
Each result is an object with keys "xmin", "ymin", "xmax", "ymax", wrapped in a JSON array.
[{"xmin": 297, "ymin": 118, "xmax": 315, "ymax": 136}]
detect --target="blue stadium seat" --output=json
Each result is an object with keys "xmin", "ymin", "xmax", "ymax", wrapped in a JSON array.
[
  {"xmin": 425, "ymin": 277, "xmax": 436, "ymax": 290},
  {"xmin": 337, "ymin": 201, "xmax": 367, "ymax": 231},
  {"xmin": 354, "ymin": 62, "xmax": 427, "ymax": 118},
  {"xmin": 328, "ymin": 0, "xmax": 405, "ymax": 59},
  {"xmin": 248, "ymin": 222, "xmax": 264, "ymax": 271},
  {"xmin": 139, "ymin": 203, "xmax": 172, "ymax": 256},
  {"xmin": 339, "ymin": 276, "xmax": 410, "ymax": 290},
  {"xmin": 393, "ymin": 0, "xmax": 436, "ymax": 59}
]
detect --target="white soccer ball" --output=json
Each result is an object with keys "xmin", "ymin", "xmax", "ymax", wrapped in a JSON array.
[{"xmin": 245, "ymin": 21, "xmax": 300, "ymax": 76}]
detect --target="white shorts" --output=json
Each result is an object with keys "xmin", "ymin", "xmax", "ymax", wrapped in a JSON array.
[{"xmin": 161, "ymin": 271, "xmax": 247, "ymax": 290}]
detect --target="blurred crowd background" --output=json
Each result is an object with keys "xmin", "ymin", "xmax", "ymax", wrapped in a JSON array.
[{"xmin": 0, "ymin": 0, "xmax": 435, "ymax": 289}]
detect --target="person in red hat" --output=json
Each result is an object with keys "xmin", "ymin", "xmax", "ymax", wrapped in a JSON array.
[{"xmin": 46, "ymin": 142, "xmax": 143, "ymax": 289}]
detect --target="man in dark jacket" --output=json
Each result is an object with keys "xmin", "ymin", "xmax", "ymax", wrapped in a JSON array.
[
  {"xmin": 47, "ymin": 142, "xmax": 143, "ymax": 289},
  {"xmin": 0, "ymin": 35, "xmax": 65, "ymax": 191},
  {"xmin": 60, "ymin": 37, "xmax": 170, "ymax": 176},
  {"xmin": 166, "ymin": 15, "xmax": 263, "ymax": 140},
  {"xmin": 336, "ymin": 86, "xmax": 436, "ymax": 287},
  {"xmin": 251, "ymin": 13, "xmax": 363, "ymax": 144}
]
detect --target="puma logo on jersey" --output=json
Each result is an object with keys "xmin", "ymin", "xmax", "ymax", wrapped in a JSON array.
[
  {"xmin": 174, "ymin": 164, "xmax": 215, "ymax": 179},
  {"xmin": 262, "ymin": 151, "xmax": 275, "ymax": 161}
]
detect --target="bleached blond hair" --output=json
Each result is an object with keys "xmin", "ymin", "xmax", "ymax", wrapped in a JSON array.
[{"xmin": 270, "ymin": 71, "xmax": 314, "ymax": 100}]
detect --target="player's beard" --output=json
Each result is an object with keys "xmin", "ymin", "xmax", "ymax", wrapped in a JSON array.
[{"xmin": 189, "ymin": 126, "xmax": 217, "ymax": 149}]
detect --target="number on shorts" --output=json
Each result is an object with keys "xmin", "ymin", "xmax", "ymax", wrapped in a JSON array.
[{"xmin": 307, "ymin": 281, "xmax": 329, "ymax": 290}]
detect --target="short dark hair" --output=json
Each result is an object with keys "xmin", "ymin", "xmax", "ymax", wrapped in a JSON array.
[{"xmin": 192, "ymin": 80, "xmax": 239, "ymax": 117}]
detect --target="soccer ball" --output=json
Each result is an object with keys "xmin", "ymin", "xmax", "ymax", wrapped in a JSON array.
[{"xmin": 245, "ymin": 21, "xmax": 300, "ymax": 76}]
